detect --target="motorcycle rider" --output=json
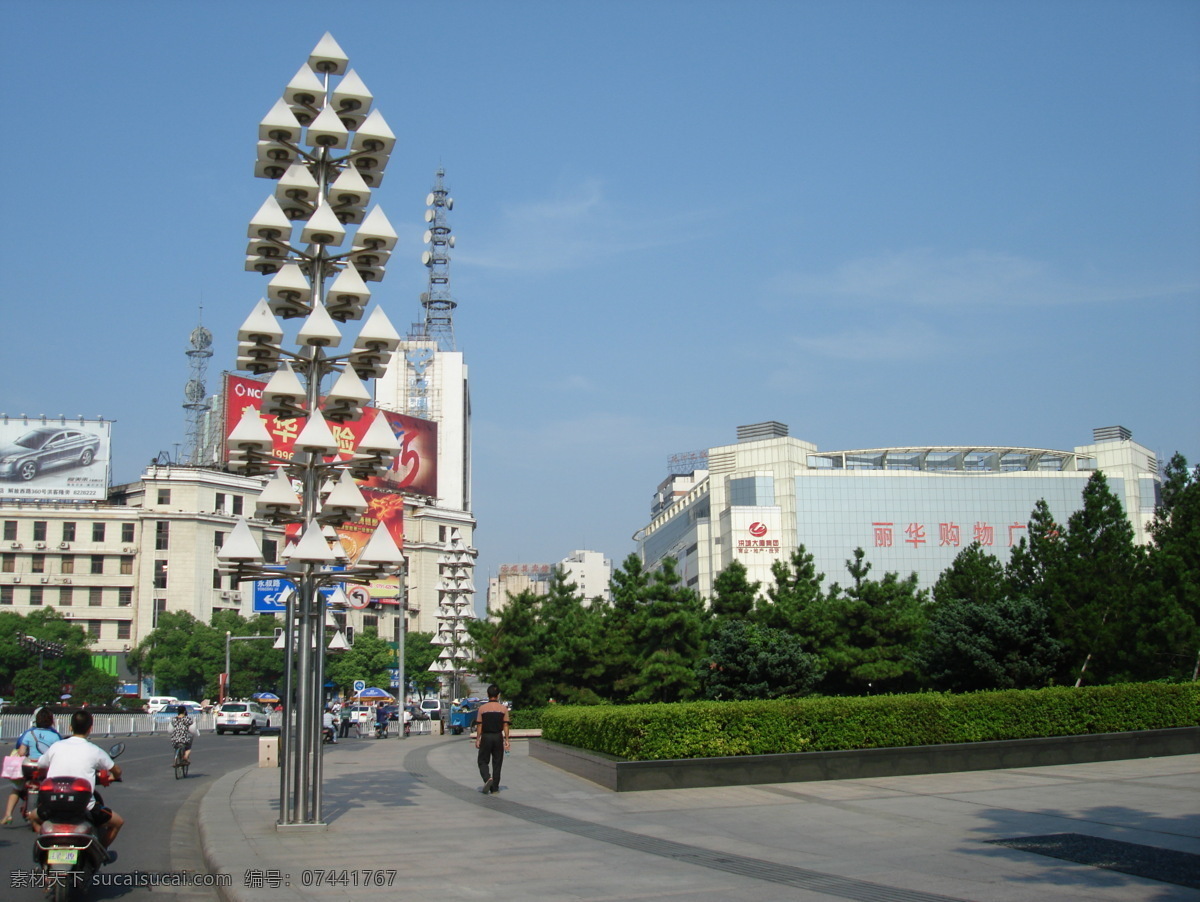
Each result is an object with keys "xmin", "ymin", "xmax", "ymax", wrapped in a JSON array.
[
  {"xmin": 374, "ymin": 703, "xmax": 389, "ymax": 738},
  {"xmin": 28, "ymin": 710, "xmax": 123, "ymax": 849}
]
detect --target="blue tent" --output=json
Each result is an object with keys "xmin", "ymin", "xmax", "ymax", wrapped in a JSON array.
[{"xmin": 356, "ymin": 687, "xmax": 391, "ymax": 699}]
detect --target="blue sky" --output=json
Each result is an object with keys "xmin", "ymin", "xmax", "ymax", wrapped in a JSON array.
[{"xmin": 4, "ymin": 1, "xmax": 1198, "ymax": 592}]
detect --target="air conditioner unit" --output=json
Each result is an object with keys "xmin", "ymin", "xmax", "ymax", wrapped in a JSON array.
[
  {"xmin": 62, "ymin": 578, "xmax": 71, "ymax": 585},
  {"xmin": 58, "ymin": 542, "xmax": 71, "ymax": 550},
  {"xmin": 12, "ymin": 576, "xmax": 21, "ymax": 583},
  {"xmin": 122, "ymin": 546, "xmax": 137, "ymax": 553},
  {"xmin": 35, "ymin": 543, "xmax": 47, "ymax": 550},
  {"xmin": 40, "ymin": 576, "xmax": 50, "ymax": 583},
  {"xmin": 9, "ymin": 542, "xmax": 21, "ymax": 549}
]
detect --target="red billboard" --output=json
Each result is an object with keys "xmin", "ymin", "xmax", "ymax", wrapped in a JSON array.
[{"xmin": 222, "ymin": 373, "xmax": 438, "ymax": 562}]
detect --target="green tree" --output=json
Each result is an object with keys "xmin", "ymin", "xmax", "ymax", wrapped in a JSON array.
[
  {"xmin": 623, "ymin": 558, "xmax": 705, "ymax": 703},
  {"xmin": 753, "ymin": 546, "xmax": 826, "ymax": 634},
  {"xmin": 698, "ymin": 619, "xmax": 823, "ymax": 700},
  {"xmin": 933, "ymin": 542, "xmax": 1007, "ymax": 608},
  {"xmin": 11, "ymin": 667, "xmax": 61, "ymax": 706},
  {"xmin": 709, "ymin": 559, "xmax": 760, "ymax": 623},
  {"xmin": 128, "ymin": 612, "xmax": 214, "ymax": 699},
  {"xmin": 403, "ymin": 631, "xmax": 440, "ymax": 698},
  {"xmin": 539, "ymin": 569, "xmax": 608, "ymax": 704},
  {"xmin": 70, "ymin": 666, "xmax": 121, "ymax": 707},
  {"xmin": 326, "ymin": 627, "xmax": 397, "ymax": 696},
  {"xmin": 917, "ymin": 595, "xmax": 1061, "ymax": 692},
  {"xmin": 468, "ymin": 590, "xmax": 552, "ymax": 708}
]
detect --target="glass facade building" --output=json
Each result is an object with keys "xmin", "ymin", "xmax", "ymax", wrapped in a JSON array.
[{"xmin": 636, "ymin": 425, "xmax": 1160, "ymax": 600}]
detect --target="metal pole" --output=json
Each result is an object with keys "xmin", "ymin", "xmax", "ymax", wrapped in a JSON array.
[
  {"xmin": 224, "ymin": 631, "xmax": 231, "ymax": 703},
  {"xmin": 396, "ymin": 559, "xmax": 406, "ymax": 737}
]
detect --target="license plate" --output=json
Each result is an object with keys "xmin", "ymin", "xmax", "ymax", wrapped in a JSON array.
[{"xmin": 47, "ymin": 849, "xmax": 78, "ymax": 866}]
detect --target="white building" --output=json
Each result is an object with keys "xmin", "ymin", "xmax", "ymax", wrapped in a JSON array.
[
  {"xmin": 485, "ymin": 549, "xmax": 613, "ymax": 616},
  {"xmin": 636, "ymin": 423, "xmax": 1161, "ymax": 601}
]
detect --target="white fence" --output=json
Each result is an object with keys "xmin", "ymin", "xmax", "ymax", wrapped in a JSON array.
[{"xmin": 3, "ymin": 711, "xmax": 429, "ymax": 745}]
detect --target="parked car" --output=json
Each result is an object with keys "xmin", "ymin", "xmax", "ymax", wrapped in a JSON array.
[
  {"xmin": 146, "ymin": 696, "xmax": 180, "ymax": 714},
  {"xmin": 0, "ymin": 426, "xmax": 101, "ymax": 482},
  {"xmin": 419, "ymin": 698, "xmax": 445, "ymax": 720},
  {"xmin": 404, "ymin": 704, "xmax": 429, "ymax": 721},
  {"xmin": 215, "ymin": 701, "xmax": 271, "ymax": 734}
]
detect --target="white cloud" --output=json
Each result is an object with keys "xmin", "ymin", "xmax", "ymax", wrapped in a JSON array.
[
  {"xmin": 772, "ymin": 248, "xmax": 1197, "ymax": 308},
  {"xmin": 459, "ymin": 178, "xmax": 712, "ymax": 272}
]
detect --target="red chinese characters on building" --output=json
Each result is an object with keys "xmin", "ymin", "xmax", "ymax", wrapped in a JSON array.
[
  {"xmin": 938, "ymin": 522, "xmax": 961, "ymax": 547},
  {"xmin": 1007, "ymin": 523, "xmax": 1027, "ymax": 547},
  {"xmin": 737, "ymin": 522, "xmax": 781, "ymax": 554},
  {"xmin": 904, "ymin": 523, "xmax": 926, "ymax": 547},
  {"xmin": 872, "ymin": 522, "xmax": 894, "ymax": 547}
]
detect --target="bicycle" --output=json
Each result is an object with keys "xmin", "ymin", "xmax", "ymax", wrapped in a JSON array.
[{"xmin": 172, "ymin": 746, "xmax": 189, "ymax": 779}]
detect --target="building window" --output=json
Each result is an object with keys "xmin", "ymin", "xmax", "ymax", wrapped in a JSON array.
[
  {"xmin": 153, "ymin": 560, "xmax": 168, "ymax": 590},
  {"xmin": 232, "ymin": 495, "xmax": 243, "ymax": 515},
  {"xmin": 155, "ymin": 521, "xmax": 169, "ymax": 551},
  {"xmin": 215, "ymin": 492, "xmax": 225, "ymax": 513},
  {"xmin": 59, "ymin": 587, "xmax": 73, "ymax": 607},
  {"xmin": 212, "ymin": 569, "xmax": 221, "ymax": 590},
  {"xmin": 90, "ymin": 555, "xmax": 104, "ymax": 575},
  {"xmin": 363, "ymin": 615, "xmax": 378, "ymax": 631},
  {"xmin": 119, "ymin": 556, "xmax": 133, "ymax": 575},
  {"xmin": 121, "ymin": 523, "xmax": 135, "ymax": 543},
  {"xmin": 30, "ymin": 587, "xmax": 42, "ymax": 606},
  {"xmin": 2, "ymin": 521, "xmax": 15, "ymax": 542},
  {"xmin": 90, "ymin": 587, "xmax": 103, "ymax": 606},
  {"xmin": 118, "ymin": 587, "xmax": 132, "ymax": 607},
  {"xmin": 60, "ymin": 555, "xmax": 74, "ymax": 574},
  {"xmin": 31, "ymin": 555, "xmax": 45, "ymax": 574},
  {"xmin": 87, "ymin": 621, "xmax": 101, "ymax": 639},
  {"xmin": 92, "ymin": 522, "xmax": 106, "ymax": 542},
  {"xmin": 117, "ymin": 621, "xmax": 131, "ymax": 641},
  {"xmin": 214, "ymin": 531, "xmax": 224, "ymax": 549},
  {"xmin": 62, "ymin": 522, "xmax": 76, "ymax": 542},
  {"xmin": 729, "ymin": 475, "xmax": 776, "ymax": 507},
  {"xmin": 158, "ymin": 489, "xmax": 171, "ymax": 505},
  {"xmin": 263, "ymin": 539, "xmax": 278, "ymax": 564},
  {"xmin": 0, "ymin": 586, "xmax": 11, "ymax": 605},
  {"xmin": 33, "ymin": 521, "xmax": 47, "ymax": 542},
  {"xmin": 1, "ymin": 554, "xmax": 13, "ymax": 573}
]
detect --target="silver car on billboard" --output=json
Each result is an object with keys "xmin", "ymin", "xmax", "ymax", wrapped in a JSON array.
[{"xmin": 0, "ymin": 427, "xmax": 102, "ymax": 482}]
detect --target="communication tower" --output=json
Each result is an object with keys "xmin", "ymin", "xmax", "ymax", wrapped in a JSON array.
[
  {"xmin": 418, "ymin": 168, "xmax": 457, "ymax": 351},
  {"xmin": 182, "ymin": 310, "xmax": 213, "ymax": 465}
]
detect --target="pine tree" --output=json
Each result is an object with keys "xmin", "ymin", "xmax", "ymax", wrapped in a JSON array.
[{"xmin": 624, "ymin": 558, "xmax": 705, "ymax": 703}]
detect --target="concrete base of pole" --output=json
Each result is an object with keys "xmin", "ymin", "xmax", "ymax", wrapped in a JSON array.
[{"xmin": 275, "ymin": 822, "xmax": 328, "ymax": 833}]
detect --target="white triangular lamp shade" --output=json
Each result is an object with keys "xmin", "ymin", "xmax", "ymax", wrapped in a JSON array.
[
  {"xmin": 248, "ymin": 195, "xmax": 294, "ymax": 240},
  {"xmin": 259, "ymin": 98, "xmax": 304, "ymax": 143},
  {"xmin": 255, "ymin": 469, "xmax": 302, "ymax": 516},
  {"xmin": 228, "ymin": 409, "xmax": 274, "ymax": 453},
  {"xmin": 274, "ymin": 162, "xmax": 319, "ymax": 203},
  {"xmin": 217, "ymin": 518, "xmax": 265, "ymax": 563},
  {"xmin": 294, "ymin": 410, "xmax": 341, "ymax": 455},
  {"xmin": 354, "ymin": 206, "xmax": 398, "ymax": 250},
  {"xmin": 238, "ymin": 298, "xmax": 284, "ymax": 344},
  {"xmin": 353, "ymin": 306, "xmax": 401, "ymax": 352},
  {"xmin": 329, "ymin": 166, "xmax": 372, "ymax": 209},
  {"xmin": 357, "ymin": 523, "xmax": 405, "ymax": 566},
  {"xmin": 306, "ymin": 106, "xmax": 350, "ymax": 149},
  {"xmin": 326, "ymin": 265, "xmax": 371, "ymax": 307},
  {"xmin": 296, "ymin": 303, "xmax": 343, "ymax": 348},
  {"xmin": 308, "ymin": 32, "xmax": 349, "ymax": 76},
  {"xmin": 284, "ymin": 519, "xmax": 338, "ymax": 563},
  {"xmin": 356, "ymin": 411, "xmax": 400, "ymax": 454},
  {"xmin": 266, "ymin": 263, "xmax": 313, "ymax": 303},
  {"xmin": 351, "ymin": 109, "xmax": 395, "ymax": 155},
  {"xmin": 331, "ymin": 68, "xmax": 373, "ymax": 115},
  {"xmin": 327, "ymin": 630, "xmax": 351, "ymax": 651},
  {"xmin": 325, "ymin": 368, "xmax": 371, "ymax": 406},
  {"xmin": 285, "ymin": 64, "xmax": 325, "ymax": 107},
  {"xmin": 262, "ymin": 361, "xmax": 307, "ymax": 408},
  {"xmin": 300, "ymin": 202, "xmax": 347, "ymax": 247}
]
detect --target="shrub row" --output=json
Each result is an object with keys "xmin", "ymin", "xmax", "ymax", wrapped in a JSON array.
[{"xmin": 537, "ymin": 683, "xmax": 1200, "ymax": 761}]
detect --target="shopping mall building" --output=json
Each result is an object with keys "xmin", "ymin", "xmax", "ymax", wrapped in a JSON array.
[{"xmin": 635, "ymin": 423, "xmax": 1160, "ymax": 599}]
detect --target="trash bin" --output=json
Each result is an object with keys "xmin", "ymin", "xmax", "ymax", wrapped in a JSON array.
[{"xmin": 259, "ymin": 735, "xmax": 279, "ymax": 768}]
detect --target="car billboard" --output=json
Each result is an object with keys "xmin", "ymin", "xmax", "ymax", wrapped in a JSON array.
[{"xmin": 0, "ymin": 417, "xmax": 111, "ymax": 501}]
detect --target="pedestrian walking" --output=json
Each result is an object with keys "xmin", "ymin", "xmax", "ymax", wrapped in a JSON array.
[{"xmin": 473, "ymin": 685, "xmax": 510, "ymax": 794}]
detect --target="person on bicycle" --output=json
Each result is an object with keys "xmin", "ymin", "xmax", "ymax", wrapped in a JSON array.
[
  {"xmin": 3, "ymin": 707, "xmax": 61, "ymax": 825},
  {"xmin": 170, "ymin": 705, "xmax": 196, "ymax": 766}
]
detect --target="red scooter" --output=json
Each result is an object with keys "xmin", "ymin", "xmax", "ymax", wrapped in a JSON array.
[{"xmin": 31, "ymin": 742, "xmax": 125, "ymax": 902}]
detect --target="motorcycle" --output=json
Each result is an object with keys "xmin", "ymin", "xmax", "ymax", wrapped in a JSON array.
[
  {"xmin": 374, "ymin": 718, "xmax": 389, "ymax": 739},
  {"xmin": 32, "ymin": 742, "xmax": 124, "ymax": 902}
]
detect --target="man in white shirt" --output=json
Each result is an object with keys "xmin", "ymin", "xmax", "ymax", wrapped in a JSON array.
[{"xmin": 30, "ymin": 710, "xmax": 124, "ymax": 848}]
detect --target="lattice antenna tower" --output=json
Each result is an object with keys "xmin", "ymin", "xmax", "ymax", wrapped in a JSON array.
[
  {"xmin": 182, "ymin": 308, "xmax": 213, "ymax": 465},
  {"xmin": 419, "ymin": 168, "xmax": 457, "ymax": 351}
]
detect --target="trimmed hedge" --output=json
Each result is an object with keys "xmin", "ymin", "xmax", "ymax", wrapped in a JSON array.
[{"xmin": 538, "ymin": 683, "xmax": 1200, "ymax": 762}]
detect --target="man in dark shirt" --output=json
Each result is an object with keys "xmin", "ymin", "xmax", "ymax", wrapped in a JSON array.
[{"xmin": 473, "ymin": 685, "xmax": 510, "ymax": 794}]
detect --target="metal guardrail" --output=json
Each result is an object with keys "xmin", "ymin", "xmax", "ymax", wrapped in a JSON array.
[{"xmin": 1, "ymin": 712, "xmax": 229, "ymax": 744}]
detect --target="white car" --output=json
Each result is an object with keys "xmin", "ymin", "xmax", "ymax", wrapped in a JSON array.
[
  {"xmin": 146, "ymin": 696, "xmax": 180, "ymax": 714},
  {"xmin": 215, "ymin": 702, "xmax": 271, "ymax": 735}
]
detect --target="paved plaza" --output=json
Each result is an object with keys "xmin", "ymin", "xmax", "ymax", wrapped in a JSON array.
[{"xmin": 199, "ymin": 733, "xmax": 1200, "ymax": 901}]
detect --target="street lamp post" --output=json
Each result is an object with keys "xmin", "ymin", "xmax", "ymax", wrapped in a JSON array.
[{"xmin": 217, "ymin": 33, "xmax": 405, "ymax": 830}]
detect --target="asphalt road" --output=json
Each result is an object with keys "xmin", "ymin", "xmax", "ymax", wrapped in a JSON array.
[{"xmin": 1, "ymin": 732, "xmax": 264, "ymax": 900}]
